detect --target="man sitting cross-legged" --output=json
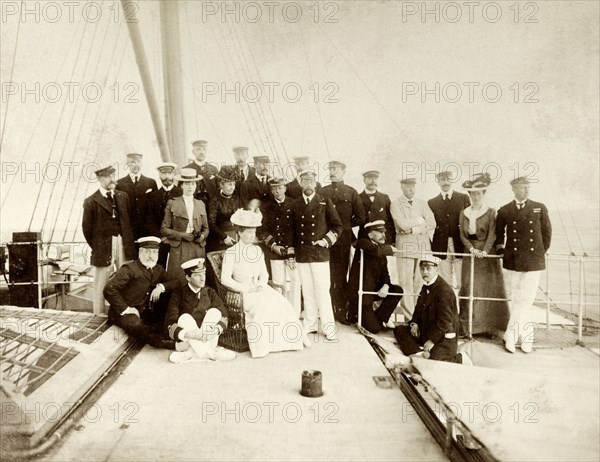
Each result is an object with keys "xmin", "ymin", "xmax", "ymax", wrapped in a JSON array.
[{"xmin": 165, "ymin": 257, "xmax": 236, "ymax": 363}]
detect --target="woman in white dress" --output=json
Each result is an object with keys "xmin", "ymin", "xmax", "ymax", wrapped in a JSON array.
[{"xmin": 221, "ymin": 209, "xmax": 307, "ymax": 358}]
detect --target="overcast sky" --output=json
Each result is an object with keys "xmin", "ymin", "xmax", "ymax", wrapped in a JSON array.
[{"xmin": 0, "ymin": 1, "xmax": 598, "ymax": 252}]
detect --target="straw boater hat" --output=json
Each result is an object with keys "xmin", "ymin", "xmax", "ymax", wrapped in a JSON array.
[
  {"xmin": 175, "ymin": 167, "xmax": 201, "ymax": 182},
  {"xmin": 462, "ymin": 173, "xmax": 491, "ymax": 192},
  {"xmin": 420, "ymin": 253, "xmax": 441, "ymax": 266},
  {"xmin": 230, "ymin": 209, "xmax": 262, "ymax": 228}
]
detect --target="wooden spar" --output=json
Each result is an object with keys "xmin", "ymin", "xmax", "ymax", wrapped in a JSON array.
[
  {"xmin": 120, "ymin": 0, "xmax": 171, "ymax": 162},
  {"xmin": 160, "ymin": 1, "xmax": 187, "ymax": 168}
]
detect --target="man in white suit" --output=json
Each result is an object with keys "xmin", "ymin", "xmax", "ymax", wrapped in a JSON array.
[{"xmin": 390, "ymin": 177, "xmax": 436, "ymax": 318}]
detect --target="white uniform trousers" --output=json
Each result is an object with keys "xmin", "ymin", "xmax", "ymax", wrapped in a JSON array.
[
  {"xmin": 297, "ymin": 262, "xmax": 336, "ymax": 338},
  {"xmin": 270, "ymin": 259, "xmax": 301, "ymax": 319},
  {"xmin": 438, "ymin": 238, "xmax": 462, "ymax": 291},
  {"xmin": 93, "ymin": 235, "xmax": 125, "ymax": 316},
  {"xmin": 177, "ymin": 309, "xmax": 221, "ymax": 358},
  {"xmin": 502, "ymin": 269, "xmax": 542, "ymax": 350},
  {"xmin": 395, "ymin": 255, "xmax": 422, "ymax": 318}
]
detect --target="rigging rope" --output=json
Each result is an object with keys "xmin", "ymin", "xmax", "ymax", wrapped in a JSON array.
[
  {"xmin": 0, "ymin": 0, "xmax": 24, "ymax": 155},
  {"xmin": 49, "ymin": 16, "xmax": 116, "ymax": 242},
  {"xmin": 28, "ymin": 20, "xmax": 91, "ymax": 231}
]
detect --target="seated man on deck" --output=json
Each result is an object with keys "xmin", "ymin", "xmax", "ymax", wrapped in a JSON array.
[
  {"xmin": 347, "ymin": 220, "xmax": 403, "ymax": 333},
  {"xmin": 104, "ymin": 236, "xmax": 181, "ymax": 350},
  {"xmin": 393, "ymin": 254, "xmax": 472, "ymax": 365},
  {"xmin": 165, "ymin": 258, "xmax": 236, "ymax": 363}
]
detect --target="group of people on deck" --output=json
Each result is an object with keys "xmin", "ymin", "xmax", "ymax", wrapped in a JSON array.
[{"xmin": 82, "ymin": 139, "xmax": 552, "ymax": 364}]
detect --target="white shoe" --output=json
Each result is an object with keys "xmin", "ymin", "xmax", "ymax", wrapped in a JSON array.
[
  {"xmin": 207, "ymin": 346, "xmax": 236, "ymax": 361},
  {"xmin": 383, "ymin": 320, "xmax": 396, "ymax": 329},
  {"xmin": 302, "ymin": 334, "xmax": 312, "ymax": 348},
  {"xmin": 520, "ymin": 342, "xmax": 533, "ymax": 353},
  {"xmin": 460, "ymin": 351, "xmax": 473, "ymax": 366},
  {"xmin": 324, "ymin": 334, "xmax": 338, "ymax": 343},
  {"xmin": 504, "ymin": 341, "xmax": 516, "ymax": 353},
  {"xmin": 169, "ymin": 350, "xmax": 193, "ymax": 363},
  {"xmin": 175, "ymin": 341, "xmax": 190, "ymax": 352}
]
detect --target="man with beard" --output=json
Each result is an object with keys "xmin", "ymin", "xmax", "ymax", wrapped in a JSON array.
[
  {"xmin": 83, "ymin": 165, "xmax": 136, "ymax": 315},
  {"xmin": 104, "ymin": 236, "xmax": 181, "ymax": 349},
  {"xmin": 286, "ymin": 156, "xmax": 322, "ymax": 199},
  {"xmin": 184, "ymin": 139, "xmax": 219, "ymax": 205},
  {"xmin": 358, "ymin": 170, "xmax": 395, "ymax": 244},
  {"xmin": 348, "ymin": 221, "xmax": 403, "ymax": 332},
  {"xmin": 146, "ymin": 162, "xmax": 182, "ymax": 268},
  {"xmin": 231, "ymin": 145, "xmax": 255, "ymax": 191},
  {"xmin": 320, "ymin": 160, "xmax": 366, "ymax": 324},
  {"xmin": 240, "ymin": 155, "xmax": 272, "ymax": 208},
  {"xmin": 290, "ymin": 170, "xmax": 343, "ymax": 341},
  {"xmin": 115, "ymin": 153, "xmax": 158, "ymax": 240}
]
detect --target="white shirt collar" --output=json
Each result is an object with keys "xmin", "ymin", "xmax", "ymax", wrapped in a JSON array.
[
  {"xmin": 182, "ymin": 195, "xmax": 194, "ymax": 202},
  {"xmin": 442, "ymin": 190, "xmax": 453, "ymax": 199},
  {"xmin": 194, "ymin": 160, "xmax": 205, "ymax": 167},
  {"xmin": 515, "ymin": 199, "xmax": 528, "ymax": 206},
  {"xmin": 130, "ymin": 173, "xmax": 139, "ymax": 181},
  {"xmin": 303, "ymin": 192, "xmax": 315, "ymax": 203},
  {"xmin": 187, "ymin": 282, "xmax": 201, "ymax": 294},
  {"xmin": 162, "ymin": 184, "xmax": 174, "ymax": 192},
  {"xmin": 275, "ymin": 197, "xmax": 285, "ymax": 204},
  {"xmin": 423, "ymin": 274, "xmax": 438, "ymax": 286},
  {"xmin": 99, "ymin": 186, "xmax": 111, "ymax": 197}
]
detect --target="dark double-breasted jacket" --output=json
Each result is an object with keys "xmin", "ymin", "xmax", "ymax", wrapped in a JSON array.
[
  {"xmin": 164, "ymin": 283, "xmax": 228, "ymax": 341},
  {"xmin": 358, "ymin": 190, "xmax": 396, "ymax": 244},
  {"xmin": 145, "ymin": 186, "xmax": 183, "ymax": 237},
  {"xmin": 116, "ymin": 174, "xmax": 158, "ymax": 240},
  {"xmin": 410, "ymin": 275, "xmax": 460, "ymax": 348},
  {"xmin": 82, "ymin": 189, "xmax": 136, "ymax": 267},
  {"xmin": 289, "ymin": 193, "xmax": 343, "ymax": 263},
  {"xmin": 319, "ymin": 181, "xmax": 366, "ymax": 247},
  {"xmin": 260, "ymin": 197, "xmax": 296, "ymax": 260},
  {"xmin": 428, "ymin": 191, "xmax": 471, "ymax": 259},
  {"xmin": 104, "ymin": 259, "xmax": 180, "ymax": 318},
  {"xmin": 495, "ymin": 199, "xmax": 552, "ymax": 272},
  {"xmin": 184, "ymin": 161, "xmax": 219, "ymax": 204}
]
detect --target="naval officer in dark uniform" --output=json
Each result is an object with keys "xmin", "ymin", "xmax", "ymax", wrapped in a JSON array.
[
  {"xmin": 104, "ymin": 236, "xmax": 181, "ymax": 349},
  {"xmin": 428, "ymin": 171, "xmax": 470, "ymax": 289},
  {"xmin": 231, "ymin": 145, "xmax": 255, "ymax": 191},
  {"xmin": 145, "ymin": 162, "xmax": 182, "ymax": 268},
  {"xmin": 240, "ymin": 155, "xmax": 272, "ymax": 209},
  {"xmin": 115, "ymin": 153, "xmax": 158, "ymax": 240},
  {"xmin": 495, "ymin": 176, "xmax": 552, "ymax": 353},
  {"xmin": 261, "ymin": 177, "xmax": 301, "ymax": 316},
  {"xmin": 348, "ymin": 221, "xmax": 403, "ymax": 333},
  {"xmin": 393, "ymin": 255, "xmax": 471, "ymax": 364},
  {"xmin": 184, "ymin": 139, "xmax": 219, "ymax": 205},
  {"xmin": 358, "ymin": 170, "xmax": 395, "ymax": 244},
  {"xmin": 285, "ymin": 155, "xmax": 322, "ymax": 199},
  {"xmin": 290, "ymin": 170, "xmax": 343, "ymax": 341},
  {"xmin": 319, "ymin": 160, "xmax": 366, "ymax": 323}
]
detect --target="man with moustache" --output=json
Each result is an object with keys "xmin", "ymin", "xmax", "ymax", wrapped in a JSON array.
[
  {"xmin": 290, "ymin": 170, "xmax": 343, "ymax": 341},
  {"xmin": 184, "ymin": 139, "xmax": 219, "ymax": 205},
  {"xmin": 145, "ymin": 162, "xmax": 182, "ymax": 268},
  {"xmin": 83, "ymin": 165, "xmax": 136, "ymax": 315},
  {"xmin": 320, "ymin": 160, "xmax": 366, "ymax": 324},
  {"xmin": 286, "ymin": 155, "xmax": 322, "ymax": 199},
  {"xmin": 495, "ymin": 176, "xmax": 552, "ymax": 353},
  {"xmin": 240, "ymin": 155, "xmax": 272, "ymax": 208},
  {"xmin": 358, "ymin": 170, "xmax": 395, "ymax": 244},
  {"xmin": 104, "ymin": 236, "xmax": 181, "ymax": 349},
  {"xmin": 428, "ymin": 170, "xmax": 471, "ymax": 289},
  {"xmin": 393, "ymin": 255, "xmax": 471, "ymax": 365},
  {"xmin": 115, "ymin": 153, "xmax": 158, "ymax": 240},
  {"xmin": 390, "ymin": 176, "xmax": 436, "ymax": 318},
  {"xmin": 261, "ymin": 177, "xmax": 301, "ymax": 316},
  {"xmin": 348, "ymin": 221, "xmax": 403, "ymax": 332},
  {"xmin": 231, "ymin": 145, "xmax": 255, "ymax": 191}
]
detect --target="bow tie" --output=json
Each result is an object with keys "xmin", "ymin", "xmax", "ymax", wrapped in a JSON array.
[{"xmin": 366, "ymin": 193, "xmax": 376, "ymax": 197}]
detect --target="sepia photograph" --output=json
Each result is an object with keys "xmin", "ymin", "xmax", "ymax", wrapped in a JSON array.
[{"xmin": 0, "ymin": 1, "xmax": 598, "ymax": 461}]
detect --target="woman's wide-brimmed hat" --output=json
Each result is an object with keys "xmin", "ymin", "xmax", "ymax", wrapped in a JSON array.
[
  {"xmin": 216, "ymin": 165, "xmax": 237, "ymax": 183},
  {"xmin": 230, "ymin": 208, "xmax": 262, "ymax": 228},
  {"xmin": 175, "ymin": 167, "xmax": 201, "ymax": 182},
  {"xmin": 462, "ymin": 173, "xmax": 491, "ymax": 192}
]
